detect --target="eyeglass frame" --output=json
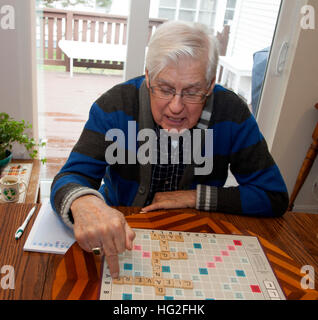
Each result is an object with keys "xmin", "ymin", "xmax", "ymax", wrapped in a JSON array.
[{"xmin": 148, "ymin": 80, "xmax": 211, "ymax": 104}]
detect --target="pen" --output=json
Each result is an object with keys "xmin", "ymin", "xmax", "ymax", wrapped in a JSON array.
[{"xmin": 15, "ymin": 206, "xmax": 36, "ymax": 240}]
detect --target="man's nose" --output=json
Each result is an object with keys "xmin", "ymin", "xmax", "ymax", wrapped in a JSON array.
[{"xmin": 168, "ymin": 94, "xmax": 184, "ymax": 114}]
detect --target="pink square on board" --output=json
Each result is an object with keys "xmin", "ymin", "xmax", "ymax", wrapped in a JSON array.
[
  {"xmin": 233, "ymin": 240, "xmax": 242, "ymax": 246},
  {"xmin": 221, "ymin": 251, "xmax": 229, "ymax": 256},
  {"xmin": 133, "ymin": 245, "xmax": 142, "ymax": 251},
  {"xmin": 228, "ymin": 245, "xmax": 235, "ymax": 251},
  {"xmin": 207, "ymin": 262, "xmax": 216, "ymax": 268},
  {"xmin": 142, "ymin": 251, "xmax": 151, "ymax": 258},
  {"xmin": 250, "ymin": 285, "xmax": 262, "ymax": 293},
  {"xmin": 214, "ymin": 256, "xmax": 223, "ymax": 262}
]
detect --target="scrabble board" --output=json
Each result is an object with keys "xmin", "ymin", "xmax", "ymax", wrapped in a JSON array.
[{"xmin": 99, "ymin": 229, "xmax": 286, "ymax": 300}]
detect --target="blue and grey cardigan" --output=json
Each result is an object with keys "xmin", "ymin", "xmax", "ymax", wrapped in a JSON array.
[{"xmin": 50, "ymin": 76, "xmax": 288, "ymax": 229}]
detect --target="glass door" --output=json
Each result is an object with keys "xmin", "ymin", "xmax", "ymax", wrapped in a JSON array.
[
  {"xmin": 35, "ymin": 0, "xmax": 129, "ymax": 197},
  {"xmin": 149, "ymin": 0, "xmax": 281, "ymax": 118}
]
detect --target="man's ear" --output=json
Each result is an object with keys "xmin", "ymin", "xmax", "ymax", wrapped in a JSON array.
[
  {"xmin": 207, "ymin": 77, "xmax": 216, "ymax": 96},
  {"xmin": 145, "ymin": 69, "xmax": 150, "ymax": 88}
]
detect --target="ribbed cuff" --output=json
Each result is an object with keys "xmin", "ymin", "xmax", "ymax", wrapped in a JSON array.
[
  {"xmin": 196, "ymin": 184, "xmax": 218, "ymax": 211},
  {"xmin": 59, "ymin": 187, "xmax": 105, "ymax": 229}
]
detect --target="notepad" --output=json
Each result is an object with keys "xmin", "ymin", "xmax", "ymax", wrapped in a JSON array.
[{"xmin": 23, "ymin": 200, "xmax": 76, "ymax": 254}]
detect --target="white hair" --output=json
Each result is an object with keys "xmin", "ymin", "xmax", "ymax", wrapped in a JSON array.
[{"xmin": 145, "ymin": 20, "xmax": 219, "ymax": 85}]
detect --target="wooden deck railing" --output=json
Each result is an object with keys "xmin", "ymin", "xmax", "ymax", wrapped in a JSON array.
[
  {"xmin": 36, "ymin": 8, "xmax": 166, "ymax": 71},
  {"xmin": 36, "ymin": 8, "xmax": 230, "ymax": 72}
]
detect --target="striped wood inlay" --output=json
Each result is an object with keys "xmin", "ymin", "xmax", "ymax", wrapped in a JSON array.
[{"xmin": 52, "ymin": 211, "xmax": 318, "ymax": 300}]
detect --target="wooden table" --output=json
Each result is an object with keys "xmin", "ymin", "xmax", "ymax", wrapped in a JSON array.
[{"xmin": 0, "ymin": 204, "xmax": 317, "ymax": 300}]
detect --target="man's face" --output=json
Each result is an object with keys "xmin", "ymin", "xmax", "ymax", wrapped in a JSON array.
[{"xmin": 146, "ymin": 58, "xmax": 215, "ymax": 131}]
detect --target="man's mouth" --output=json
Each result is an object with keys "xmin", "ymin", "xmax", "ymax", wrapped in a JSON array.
[{"xmin": 165, "ymin": 116, "xmax": 185, "ymax": 124}]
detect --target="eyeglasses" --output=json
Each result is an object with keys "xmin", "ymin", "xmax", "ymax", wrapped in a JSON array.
[{"xmin": 149, "ymin": 83, "xmax": 209, "ymax": 104}]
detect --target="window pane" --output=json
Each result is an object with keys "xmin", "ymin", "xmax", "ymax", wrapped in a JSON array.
[
  {"xmin": 159, "ymin": 8, "xmax": 176, "ymax": 20},
  {"xmin": 178, "ymin": 10, "xmax": 196, "ymax": 22},
  {"xmin": 35, "ymin": 0, "xmax": 126, "ymax": 183},
  {"xmin": 198, "ymin": 12, "xmax": 214, "ymax": 25},
  {"xmin": 224, "ymin": 10, "xmax": 234, "ymax": 20},
  {"xmin": 180, "ymin": 0, "xmax": 197, "ymax": 9},
  {"xmin": 227, "ymin": 0, "xmax": 237, "ymax": 9},
  {"xmin": 200, "ymin": 0, "xmax": 216, "ymax": 11},
  {"xmin": 149, "ymin": 0, "xmax": 282, "ymax": 118},
  {"xmin": 160, "ymin": 0, "xmax": 177, "ymax": 7}
]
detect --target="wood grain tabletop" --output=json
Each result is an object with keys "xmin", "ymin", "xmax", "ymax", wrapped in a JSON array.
[{"xmin": 0, "ymin": 204, "xmax": 317, "ymax": 300}]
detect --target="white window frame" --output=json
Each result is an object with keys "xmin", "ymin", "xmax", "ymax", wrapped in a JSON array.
[
  {"xmin": 22, "ymin": 0, "xmax": 308, "ymax": 158},
  {"xmin": 257, "ymin": 0, "xmax": 308, "ymax": 150}
]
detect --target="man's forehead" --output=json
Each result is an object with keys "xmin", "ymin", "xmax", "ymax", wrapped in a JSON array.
[{"xmin": 155, "ymin": 78, "xmax": 204, "ymax": 88}]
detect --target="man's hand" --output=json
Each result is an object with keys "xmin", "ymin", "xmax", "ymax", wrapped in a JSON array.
[
  {"xmin": 141, "ymin": 190, "xmax": 196, "ymax": 212},
  {"xmin": 70, "ymin": 195, "xmax": 136, "ymax": 279}
]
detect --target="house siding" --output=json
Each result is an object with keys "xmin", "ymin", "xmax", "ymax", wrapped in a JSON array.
[{"xmin": 230, "ymin": 0, "xmax": 281, "ymax": 57}]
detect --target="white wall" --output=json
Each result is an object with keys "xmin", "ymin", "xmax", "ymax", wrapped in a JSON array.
[
  {"xmin": 270, "ymin": 0, "xmax": 318, "ymax": 212},
  {"xmin": 0, "ymin": 0, "xmax": 38, "ymax": 158}
]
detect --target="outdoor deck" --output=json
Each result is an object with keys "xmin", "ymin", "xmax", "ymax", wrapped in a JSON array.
[{"xmin": 38, "ymin": 69, "xmax": 123, "ymax": 180}]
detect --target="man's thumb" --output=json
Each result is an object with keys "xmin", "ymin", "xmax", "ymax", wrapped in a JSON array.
[{"xmin": 125, "ymin": 223, "xmax": 135, "ymax": 250}]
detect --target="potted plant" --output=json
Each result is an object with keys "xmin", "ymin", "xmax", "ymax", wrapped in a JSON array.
[{"xmin": 0, "ymin": 112, "xmax": 46, "ymax": 170}]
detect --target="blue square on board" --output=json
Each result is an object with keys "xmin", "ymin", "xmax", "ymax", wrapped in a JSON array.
[
  {"xmin": 124, "ymin": 263, "xmax": 133, "ymax": 271},
  {"xmin": 162, "ymin": 266, "xmax": 171, "ymax": 273},
  {"xmin": 122, "ymin": 293, "xmax": 132, "ymax": 300},
  {"xmin": 164, "ymin": 296, "xmax": 174, "ymax": 300},
  {"xmin": 235, "ymin": 270, "xmax": 246, "ymax": 277},
  {"xmin": 193, "ymin": 243, "xmax": 202, "ymax": 249},
  {"xmin": 199, "ymin": 268, "xmax": 208, "ymax": 275}
]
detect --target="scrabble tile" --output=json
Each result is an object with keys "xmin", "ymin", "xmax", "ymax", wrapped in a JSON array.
[
  {"xmin": 152, "ymin": 264, "xmax": 161, "ymax": 272},
  {"xmin": 123, "ymin": 276, "xmax": 134, "ymax": 284},
  {"xmin": 151, "ymin": 232, "xmax": 159, "ymax": 240},
  {"xmin": 155, "ymin": 286, "xmax": 165, "ymax": 296},
  {"xmin": 134, "ymin": 276, "xmax": 144, "ymax": 285},
  {"xmin": 153, "ymin": 278, "xmax": 164, "ymax": 286},
  {"xmin": 152, "ymin": 251, "xmax": 161, "ymax": 259},
  {"xmin": 174, "ymin": 235, "xmax": 184, "ymax": 242},
  {"xmin": 153, "ymin": 271, "xmax": 163, "ymax": 278},
  {"xmin": 112, "ymin": 276, "xmax": 124, "ymax": 284},
  {"xmin": 144, "ymin": 277, "xmax": 154, "ymax": 286},
  {"xmin": 178, "ymin": 252, "xmax": 188, "ymax": 259},
  {"xmin": 152, "ymin": 258, "xmax": 161, "ymax": 266},
  {"xmin": 160, "ymin": 251, "xmax": 170, "ymax": 260},
  {"xmin": 164, "ymin": 279, "xmax": 174, "ymax": 287},
  {"xmin": 159, "ymin": 234, "xmax": 167, "ymax": 240},
  {"xmin": 182, "ymin": 280, "xmax": 193, "ymax": 289},
  {"xmin": 169, "ymin": 252, "xmax": 179, "ymax": 259}
]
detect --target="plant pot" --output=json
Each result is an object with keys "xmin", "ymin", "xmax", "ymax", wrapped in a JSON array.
[{"xmin": 0, "ymin": 150, "xmax": 13, "ymax": 173}]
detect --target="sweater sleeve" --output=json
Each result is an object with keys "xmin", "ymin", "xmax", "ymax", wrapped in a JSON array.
[
  {"xmin": 50, "ymin": 101, "xmax": 111, "ymax": 228},
  {"xmin": 195, "ymin": 108, "xmax": 289, "ymax": 217}
]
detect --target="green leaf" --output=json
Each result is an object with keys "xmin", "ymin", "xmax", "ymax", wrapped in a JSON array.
[{"xmin": 0, "ymin": 112, "xmax": 46, "ymax": 163}]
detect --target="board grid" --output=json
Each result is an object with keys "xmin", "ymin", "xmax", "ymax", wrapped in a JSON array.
[{"xmin": 100, "ymin": 229, "xmax": 286, "ymax": 300}]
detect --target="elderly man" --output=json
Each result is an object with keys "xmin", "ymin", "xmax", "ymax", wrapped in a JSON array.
[{"xmin": 50, "ymin": 21, "xmax": 288, "ymax": 279}]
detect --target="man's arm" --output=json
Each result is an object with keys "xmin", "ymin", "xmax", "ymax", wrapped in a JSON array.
[
  {"xmin": 142, "ymin": 110, "xmax": 289, "ymax": 217},
  {"xmin": 50, "ymin": 100, "xmax": 136, "ymax": 278}
]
